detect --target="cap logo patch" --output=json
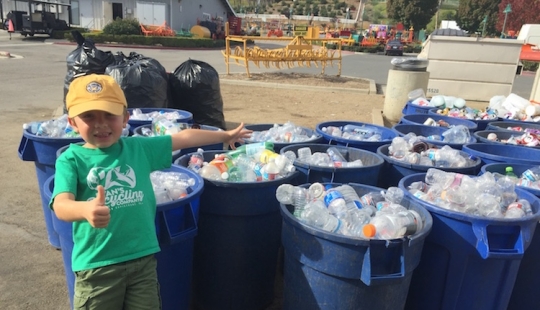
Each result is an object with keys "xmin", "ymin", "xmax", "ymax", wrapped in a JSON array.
[{"xmin": 86, "ymin": 81, "xmax": 103, "ymax": 93}]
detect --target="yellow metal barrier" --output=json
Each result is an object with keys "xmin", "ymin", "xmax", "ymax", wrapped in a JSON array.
[{"xmin": 222, "ymin": 24, "xmax": 342, "ymax": 77}]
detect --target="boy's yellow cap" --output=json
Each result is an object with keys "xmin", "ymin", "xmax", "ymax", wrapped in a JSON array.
[{"xmin": 66, "ymin": 74, "xmax": 127, "ymax": 117}]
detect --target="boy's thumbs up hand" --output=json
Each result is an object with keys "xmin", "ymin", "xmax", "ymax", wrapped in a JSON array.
[{"xmin": 85, "ymin": 185, "xmax": 111, "ymax": 228}]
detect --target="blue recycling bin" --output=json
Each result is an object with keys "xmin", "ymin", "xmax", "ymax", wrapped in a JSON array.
[
  {"xmin": 473, "ymin": 130, "xmax": 540, "ymax": 148},
  {"xmin": 486, "ymin": 120, "xmax": 540, "ymax": 133},
  {"xmin": 428, "ymin": 108, "xmax": 498, "ymax": 131},
  {"xmin": 462, "ymin": 143, "xmax": 540, "ymax": 165},
  {"xmin": 316, "ymin": 121, "xmax": 397, "ymax": 153},
  {"xmin": 376, "ymin": 144, "xmax": 482, "ymax": 188},
  {"xmin": 43, "ymin": 165, "xmax": 203, "ymax": 309},
  {"xmin": 281, "ymin": 182, "xmax": 433, "ymax": 310},
  {"xmin": 400, "ymin": 113, "xmax": 478, "ymax": 132},
  {"xmin": 279, "ymin": 143, "xmax": 384, "ymax": 185},
  {"xmin": 402, "ymin": 101, "xmax": 433, "ymax": 115},
  {"xmin": 480, "ymin": 163, "xmax": 540, "ymax": 310},
  {"xmin": 392, "ymin": 124, "xmax": 476, "ymax": 150},
  {"xmin": 174, "ymin": 150, "xmax": 299, "ymax": 310},
  {"xmin": 127, "ymin": 107, "xmax": 193, "ymax": 135},
  {"xmin": 399, "ymin": 173, "xmax": 540, "ymax": 310},
  {"xmin": 18, "ymin": 128, "xmax": 83, "ymax": 248},
  {"xmin": 133, "ymin": 124, "xmax": 224, "ymax": 162},
  {"xmin": 244, "ymin": 123, "xmax": 324, "ymax": 153}
]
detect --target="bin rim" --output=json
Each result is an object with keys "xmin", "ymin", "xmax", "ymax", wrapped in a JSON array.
[
  {"xmin": 22, "ymin": 127, "xmax": 84, "ymax": 143},
  {"xmin": 462, "ymin": 143, "xmax": 540, "ymax": 165},
  {"xmin": 392, "ymin": 123, "xmax": 477, "ymax": 145},
  {"xmin": 398, "ymin": 172, "xmax": 540, "ymax": 223},
  {"xmin": 279, "ymin": 143, "xmax": 385, "ymax": 171},
  {"xmin": 127, "ymin": 107, "xmax": 193, "ymax": 118},
  {"xmin": 315, "ymin": 120, "xmax": 396, "ymax": 144},
  {"xmin": 401, "ymin": 113, "xmax": 478, "ymax": 131},
  {"xmin": 480, "ymin": 163, "xmax": 540, "ymax": 197},
  {"xmin": 473, "ymin": 130, "xmax": 540, "ymax": 149},
  {"xmin": 174, "ymin": 151, "xmax": 300, "ymax": 189},
  {"xmin": 376, "ymin": 144, "xmax": 483, "ymax": 171},
  {"xmin": 44, "ymin": 166, "xmax": 205, "ymax": 213},
  {"xmin": 280, "ymin": 182, "xmax": 433, "ymax": 246},
  {"xmin": 133, "ymin": 123, "xmax": 223, "ymax": 136}
]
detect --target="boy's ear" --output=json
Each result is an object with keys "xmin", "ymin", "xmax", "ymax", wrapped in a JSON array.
[
  {"xmin": 68, "ymin": 117, "xmax": 79, "ymax": 133},
  {"xmin": 123, "ymin": 111, "xmax": 130, "ymax": 127}
]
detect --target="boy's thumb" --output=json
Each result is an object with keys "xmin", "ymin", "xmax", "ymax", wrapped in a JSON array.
[{"xmin": 96, "ymin": 185, "xmax": 106, "ymax": 206}]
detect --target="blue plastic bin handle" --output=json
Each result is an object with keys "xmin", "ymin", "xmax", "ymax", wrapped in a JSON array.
[
  {"xmin": 471, "ymin": 221, "xmax": 526, "ymax": 259},
  {"xmin": 18, "ymin": 135, "xmax": 36, "ymax": 161},
  {"xmin": 360, "ymin": 240, "xmax": 406, "ymax": 286},
  {"xmin": 161, "ymin": 201, "xmax": 198, "ymax": 245}
]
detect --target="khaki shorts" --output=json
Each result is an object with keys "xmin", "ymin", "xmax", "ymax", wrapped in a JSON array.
[{"xmin": 73, "ymin": 254, "xmax": 161, "ymax": 310}]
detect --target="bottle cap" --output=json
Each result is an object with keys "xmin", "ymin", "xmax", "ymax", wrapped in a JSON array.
[
  {"xmin": 505, "ymin": 166, "xmax": 514, "ymax": 173},
  {"xmin": 363, "ymin": 224, "xmax": 376, "ymax": 238}
]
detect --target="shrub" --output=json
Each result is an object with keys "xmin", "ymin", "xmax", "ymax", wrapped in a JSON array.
[
  {"xmin": 522, "ymin": 61, "xmax": 539, "ymax": 72},
  {"xmin": 103, "ymin": 17, "xmax": 141, "ymax": 36}
]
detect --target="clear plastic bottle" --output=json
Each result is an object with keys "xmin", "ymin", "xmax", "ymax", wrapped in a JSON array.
[
  {"xmin": 505, "ymin": 166, "xmax": 517, "ymax": 178},
  {"xmin": 326, "ymin": 147, "xmax": 348, "ymax": 167},
  {"xmin": 442, "ymin": 125, "xmax": 470, "ymax": 144},
  {"xmin": 299, "ymin": 200, "xmax": 343, "ymax": 233},
  {"xmin": 274, "ymin": 154, "xmax": 296, "ymax": 174},
  {"xmin": 234, "ymin": 154, "xmax": 264, "ymax": 181},
  {"xmin": 324, "ymin": 189, "xmax": 350, "ymax": 221},
  {"xmin": 199, "ymin": 164, "xmax": 222, "ymax": 181},
  {"xmin": 262, "ymin": 158, "xmax": 280, "ymax": 180},
  {"xmin": 425, "ymin": 168, "xmax": 459, "ymax": 189},
  {"xmin": 276, "ymin": 184, "xmax": 295, "ymax": 205},
  {"xmin": 346, "ymin": 208, "xmax": 372, "ymax": 237},
  {"xmin": 384, "ymin": 187, "xmax": 404, "ymax": 204},
  {"xmin": 362, "ymin": 210, "xmax": 423, "ymax": 239},
  {"xmin": 297, "ymin": 147, "xmax": 312, "ymax": 163},
  {"xmin": 522, "ymin": 166, "xmax": 540, "ymax": 182},
  {"xmin": 308, "ymin": 183, "xmax": 326, "ymax": 200},
  {"xmin": 188, "ymin": 149, "xmax": 205, "ymax": 173}
]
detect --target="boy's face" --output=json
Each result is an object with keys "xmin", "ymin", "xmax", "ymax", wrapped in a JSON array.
[{"xmin": 68, "ymin": 110, "xmax": 129, "ymax": 149}]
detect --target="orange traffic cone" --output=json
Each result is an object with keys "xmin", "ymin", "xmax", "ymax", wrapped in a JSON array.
[
  {"xmin": 8, "ymin": 19, "xmax": 14, "ymax": 40},
  {"xmin": 8, "ymin": 19, "xmax": 14, "ymax": 32}
]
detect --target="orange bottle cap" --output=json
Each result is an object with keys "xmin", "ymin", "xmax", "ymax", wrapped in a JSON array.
[{"xmin": 363, "ymin": 224, "xmax": 376, "ymax": 238}]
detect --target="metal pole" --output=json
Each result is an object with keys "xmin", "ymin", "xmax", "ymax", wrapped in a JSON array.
[{"xmin": 502, "ymin": 13, "xmax": 508, "ymax": 37}]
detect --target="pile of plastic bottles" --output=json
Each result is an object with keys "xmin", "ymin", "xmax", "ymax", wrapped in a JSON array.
[
  {"xmin": 404, "ymin": 125, "xmax": 471, "ymax": 144},
  {"xmin": 406, "ymin": 168, "xmax": 534, "ymax": 219},
  {"xmin": 150, "ymin": 170, "xmax": 196, "ymax": 204},
  {"xmin": 388, "ymin": 136, "xmax": 475, "ymax": 168},
  {"xmin": 23, "ymin": 115, "xmax": 80, "ymax": 138},
  {"xmin": 130, "ymin": 108, "xmax": 186, "ymax": 121},
  {"xmin": 435, "ymin": 107, "xmax": 499, "ymax": 121},
  {"xmin": 186, "ymin": 142, "xmax": 296, "ymax": 182},
  {"xmin": 276, "ymin": 183, "xmax": 424, "ymax": 240},
  {"xmin": 320, "ymin": 123, "xmax": 384, "ymax": 141},
  {"xmin": 408, "ymin": 88, "xmax": 467, "ymax": 110},
  {"xmin": 247, "ymin": 121, "xmax": 317, "ymax": 143},
  {"xmin": 492, "ymin": 166, "xmax": 540, "ymax": 191},
  {"xmin": 486, "ymin": 131, "xmax": 540, "ymax": 147},
  {"xmin": 292, "ymin": 146, "xmax": 364, "ymax": 168}
]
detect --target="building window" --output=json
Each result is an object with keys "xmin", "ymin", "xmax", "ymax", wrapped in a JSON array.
[{"xmin": 71, "ymin": 0, "xmax": 80, "ymax": 25}]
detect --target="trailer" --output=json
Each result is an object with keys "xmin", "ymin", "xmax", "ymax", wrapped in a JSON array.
[{"xmin": 6, "ymin": 0, "xmax": 71, "ymax": 37}]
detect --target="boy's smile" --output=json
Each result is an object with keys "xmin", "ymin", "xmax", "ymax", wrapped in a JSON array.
[{"xmin": 69, "ymin": 110, "xmax": 129, "ymax": 149}]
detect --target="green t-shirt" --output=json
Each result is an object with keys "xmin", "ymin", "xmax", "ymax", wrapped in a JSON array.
[{"xmin": 51, "ymin": 136, "xmax": 172, "ymax": 272}]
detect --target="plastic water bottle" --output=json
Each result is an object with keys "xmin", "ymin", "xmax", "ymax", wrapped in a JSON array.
[
  {"xmin": 299, "ymin": 200, "xmax": 343, "ymax": 233},
  {"xmin": 362, "ymin": 210, "xmax": 423, "ymax": 239},
  {"xmin": 308, "ymin": 183, "xmax": 326, "ymax": 200},
  {"xmin": 199, "ymin": 164, "xmax": 223, "ymax": 181},
  {"xmin": 442, "ymin": 125, "xmax": 470, "ymax": 144},
  {"xmin": 326, "ymin": 147, "xmax": 348, "ymax": 167},
  {"xmin": 188, "ymin": 149, "xmax": 205, "ymax": 173},
  {"xmin": 324, "ymin": 189, "xmax": 349, "ymax": 221},
  {"xmin": 384, "ymin": 187, "xmax": 404, "ymax": 204},
  {"xmin": 522, "ymin": 166, "xmax": 540, "ymax": 182},
  {"xmin": 425, "ymin": 168, "xmax": 459, "ymax": 189},
  {"xmin": 276, "ymin": 184, "xmax": 295, "ymax": 205},
  {"xmin": 297, "ymin": 147, "xmax": 312, "ymax": 163},
  {"xmin": 262, "ymin": 158, "xmax": 280, "ymax": 180},
  {"xmin": 276, "ymin": 185, "xmax": 312, "ymax": 216}
]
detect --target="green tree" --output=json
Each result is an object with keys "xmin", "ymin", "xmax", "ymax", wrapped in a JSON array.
[
  {"xmin": 387, "ymin": 0, "xmax": 439, "ymax": 29},
  {"xmin": 457, "ymin": 0, "xmax": 500, "ymax": 35}
]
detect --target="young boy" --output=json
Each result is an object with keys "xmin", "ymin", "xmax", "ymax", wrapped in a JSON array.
[{"xmin": 51, "ymin": 74, "xmax": 251, "ymax": 309}]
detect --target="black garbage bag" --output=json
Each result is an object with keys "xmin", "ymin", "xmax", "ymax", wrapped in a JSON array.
[
  {"xmin": 63, "ymin": 31, "xmax": 117, "ymax": 109},
  {"xmin": 105, "ymin": 52, "xmax": 169, "ymax": 109},
  {"xmin": 169, "ymin": 59, "xmax": 226, "ymax": 129}
]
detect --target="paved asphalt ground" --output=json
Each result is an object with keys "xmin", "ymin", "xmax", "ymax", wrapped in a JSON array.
[{"xmin": 0, "ymin": 30, "xmax": 537, "ymax": 310}]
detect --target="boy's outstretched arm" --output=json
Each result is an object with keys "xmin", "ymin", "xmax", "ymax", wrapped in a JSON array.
[{"xmin": 171, "ymin": 122, "xmax": 252, "ymax": 151}]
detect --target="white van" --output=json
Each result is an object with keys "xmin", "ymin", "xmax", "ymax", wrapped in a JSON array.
[{"xmin": 517, "ymin": 24, "xmax": 540, "ymax": 46}]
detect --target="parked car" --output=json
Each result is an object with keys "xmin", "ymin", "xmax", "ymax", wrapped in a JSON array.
[{"xmin": 385, "ymin": 39, "xmax": 404, "ymax": 56}]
